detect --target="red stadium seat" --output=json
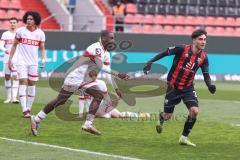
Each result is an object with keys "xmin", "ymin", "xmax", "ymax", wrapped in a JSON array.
[
  {"xmin": 175, "ymin": 15, "xmax": 185, "ymax": 25},
  {"xmin": 164, "ymin": 15, "xmax": 175, "ymax": 25},
  {"xmin": 225, "ymin": 17, "xmax": 235, "ymax": 27},
  {"xmin": 205, "ymin": 26, "xmax": 215, "ymax": 35},
  {"xmin": 174, "ymin": 26, "xmax": 185, "ymax": 35},
  {"xmin": 143, "ymin": 25, "xmax": 153, "ymax": 33},
  {"xmin": 235, "ymin": 28, "xmax": 240, "ymax": 36},
  {"xmin": 214, "ymin": 27, "xmax": 225, "ymax": 36},
  {"xmin": 163, "ymin": 25, "xmax": 174, "ymax": 34},
  {"xmin": 2, "ymin": 20, "xmax": 9, "ymax": 29},
  {"xmin": 205, "ymin": 16, "xmax": 215, "ymax": 26},
  {"xmin": 215, "ymin": 17, "xmax": 225, "ymax": 26},
  {"xmin": 143, "ymin": 14, "xmax": 154, "ymax": 24},
  {"xmin": 235, "ymin": 17, "xmax": 240, "ymax": 27},
  {"xmin": 18, "ymin": 10, "xmax": 25, "ymax": 20},
  {"xmin": 10, "ymin": 0, "xmax": 22, "ymax": 9},
  {"xmin": 124, "ymin": 14, "xmax": 135, "ymax": 24},
  {"xmin": 126, "ymin": 4, "xmax": 137, "ymax": 14},
  {"xmin": 184, "ymin": 26, "xmax": 195, "ymax": 35},
  {"xmin": 185, "ymin": 16, "xmax": 195, "ymax": 25},
  {"xmin": 225, "ymin": 27, "xmax": 235, "ymax": 36},
  {"xmin": 152, "ymin": 25, "xmax": 163, "ymax": 34},
  {"xmin": 154, "ymin": 15, "xmax": 165, "ymax": 24},
  {"xmin": 0, "ymin": 0, "xmax": 10, "ymax": 9},
  {"xmin": 7, "ymin": 10, "xmax": 18, "ymax": 19},
  {"xmin": 0, "ymin": 9, "xmax": 6, "ymax": 19},
  {"xmin": 18, "ymin": 21, "xmax": 25, "ymax": 27},
  {"xmin": 131, "ymin": 25, "xmax": 142, "ymax": 33},
  {"xmin": 133, "ymin": 14, "xmax": 144, "ymax": 24},
  {"xmin": 195, "ymin": 16, "xmax": 205, "ymax": 26}
]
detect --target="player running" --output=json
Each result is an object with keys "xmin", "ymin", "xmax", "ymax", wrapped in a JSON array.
[
  {"xmin": 30, "ymin": 30, "xmax": 129, "ymax": 136},
  {"xmin": 8, "ymin": 11, "xmax": 46, "ymax": 118},
  {"xmin": 0, "ymin": 17, "xmax": 19, "ymax": 104},
  {"xmin": 143, "ymin": 29, "xmax": 216, "ymax": 147}
]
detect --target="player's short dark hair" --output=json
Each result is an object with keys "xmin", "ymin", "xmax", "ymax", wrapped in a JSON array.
[
  {"xmin": 191, "ymin": 29, "xmax": 207, "ymax": 39},
  {"xmin": 23, "ymin": 11, "xmax": 41, "ymax": 25},
  {"xmin": 100, "ymin": 30, "xmax": 113, "ymax": 38},
  {"xmin": 9, "ymin": 17, "xmax": 18, "ymax": 22}
]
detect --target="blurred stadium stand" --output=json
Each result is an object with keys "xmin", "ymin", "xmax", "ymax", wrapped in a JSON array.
[
  {"xmin": 107, "ymin": 0, "xmax": 240, "ymax": 36},
  {"xmin": 0, "ymin": 0, "xmax": 62, "ymax": 30},
  {"xmin": 1, "ymin": 0, "xmax": 240, "ymax": 36}
]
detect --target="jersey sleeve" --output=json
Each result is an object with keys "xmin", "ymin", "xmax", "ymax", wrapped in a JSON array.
[
  {"xmin": 0, "ymin": 32, "xmax": 7, "ymax": 51},
  {"xmin": 83, "ymin": 43, "xmax": 99, "ymax": 56},
  {"xmin": 167, "ymin": 44, "xmax": 185, "ymax": 56},
  {"xmin": 201, "ymin": 55, "xmax": 209, "ymax": 74},
  {"xmin": 40, "ymin": 30, "xmax": 46, "ymax": 42},
  {"xmin": 15, "ymin": 29, "xmax": 22, "ymax": 42},
  {"xmin": 1, "ymin": 32, "xmax": 6, "ymax": 40}
]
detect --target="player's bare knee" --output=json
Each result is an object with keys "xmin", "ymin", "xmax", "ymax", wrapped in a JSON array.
[
  {"xmin": 12, "ymin": 75, "xmax": 18, "ymax": 80},
  {"xmin": 163, "ymin": 113, "xmax": 172, "ymax": 120},
  {"xmin": 28, "ymin": 80, "xmax": 36, "ymax": 86},
  {"xmin": 189, "ymin": 107, "xmax": 198, "ymax": 117},
  {"xmin": 19, "ymin": 79, "xmax": 28, "ymax": 85}
]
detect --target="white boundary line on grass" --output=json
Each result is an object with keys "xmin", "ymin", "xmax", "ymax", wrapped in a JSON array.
[
  {"xmin": 201, "ymin": 99, "xmax": 240, "ymax": 104},
  {"xmin": 0, "ymin": 137, "xmax": 142, "ymax": 160}
]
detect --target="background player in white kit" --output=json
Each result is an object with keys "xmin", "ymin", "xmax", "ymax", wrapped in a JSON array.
[
  {"xmin": 0, "ymin": 17, "xmax": 19, "ymax": 104},
  {"xmin": 8, "ymin": 11, "xmax": 46, "ymax": 118},
  {"xmin": 30, "ymin": 30, "xmax": 129, "ymax": 136}
]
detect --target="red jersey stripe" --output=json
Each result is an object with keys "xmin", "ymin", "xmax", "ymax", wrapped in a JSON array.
[
  {"xmin": 178, "ymin": 54, "xmax": 197, "ymax": 89},
  {"xmin": 169, "ymin": 45, "xmax": 190, "ymax": 87},
  {"xmin": 28, "ymin": 74, "xmax": 38, "ymax": 78}
]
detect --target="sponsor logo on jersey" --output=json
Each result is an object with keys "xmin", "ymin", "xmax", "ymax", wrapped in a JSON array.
[{"xmin": 19, "ymin": 38, "xmax": 40, "ymax": 46}]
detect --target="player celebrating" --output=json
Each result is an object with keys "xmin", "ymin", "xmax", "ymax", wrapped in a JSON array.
[
  {"xmin": 0, "ymin": 17, "xmax": 19, "ymax": 103},
  {"xmin": 30, "ymin": 30, "xmax": 128, "ymax": 136},
  {"xmin": 143, "ymin": 29, "xmax": 216, "ymax": 147},
  {"xmin": 8, "ymin": 11, "xmax": 46, "ymax": 118}
]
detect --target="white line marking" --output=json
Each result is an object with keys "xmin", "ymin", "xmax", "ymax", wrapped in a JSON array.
[
  {"xmin": 201, "ymin": 99, "xmax": 240, "ymax": 104},
  {"xmin": 0, "ymin": 137, "xmax": 142, "ymax": 160},
  {"xmin": 231, "ymin": 124, "xmax": 240, "ymax": 127}
]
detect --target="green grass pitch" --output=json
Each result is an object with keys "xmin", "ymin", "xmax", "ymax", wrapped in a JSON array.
[{"xmin": 0, "ymin": 79, "xmax": 239, "ymax": 160}]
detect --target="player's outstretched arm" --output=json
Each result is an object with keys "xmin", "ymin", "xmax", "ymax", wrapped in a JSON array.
[
  {"xmin": 203, "ymin": 72, "xmax": 216, "ymax": 94},
  {"xmin": 143, "ymin": 50, "xmax": 169, "ymax": 74},
  {"xmin": 201, "ymin": 57, "xmax": 216, "ymax": 94}
]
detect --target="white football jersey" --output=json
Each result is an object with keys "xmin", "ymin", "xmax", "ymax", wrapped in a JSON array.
[
  {"xmin": 65, "ymin": 42, "xmax": 117, "ymax": 88},
  {"xmin": 15, "ymin": 26, "xmax": 45, "ymax": 65},
  {"xmin": 1, "ymin": 30, "xmax": 16, "ymax": 63}
]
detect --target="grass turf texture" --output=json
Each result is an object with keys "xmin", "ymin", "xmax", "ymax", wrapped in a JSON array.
[{"xmin": 0, "ymin": 79, "xmax": 239, "ymax": 160}]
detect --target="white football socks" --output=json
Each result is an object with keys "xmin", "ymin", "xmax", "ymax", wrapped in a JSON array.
[
  {"xmin": 34, "ymin": 110, "xmax": 47, "ymax": 123},
  {"xmin": 19, "ymin": 85, "xmax": 27, "ymax": 112},
  {"xmin": 27, "ymin": 86, "xmax": 36, "ymax": 111},
  {"xmin": 12, "ymin": 80, "xmax": 19, "ymax": 99},
  {"xmin": 5, "ymin": 80, "xmax": 11, "ymax": 100}
]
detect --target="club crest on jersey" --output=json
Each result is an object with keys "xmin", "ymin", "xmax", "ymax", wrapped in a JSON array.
[{"xmin": 96, "ymin": 48, "xmax": 101, "ymax": 55}]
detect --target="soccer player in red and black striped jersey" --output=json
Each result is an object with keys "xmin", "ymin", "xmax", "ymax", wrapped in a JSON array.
[{"xmin": 143, "ymin": 29, "xmax": 216, "ymax": 147}]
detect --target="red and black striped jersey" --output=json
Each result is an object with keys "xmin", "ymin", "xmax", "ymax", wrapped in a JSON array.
[{"xmin": 167, "ymin": 44, "xmax": 208, "ymax": 90}]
